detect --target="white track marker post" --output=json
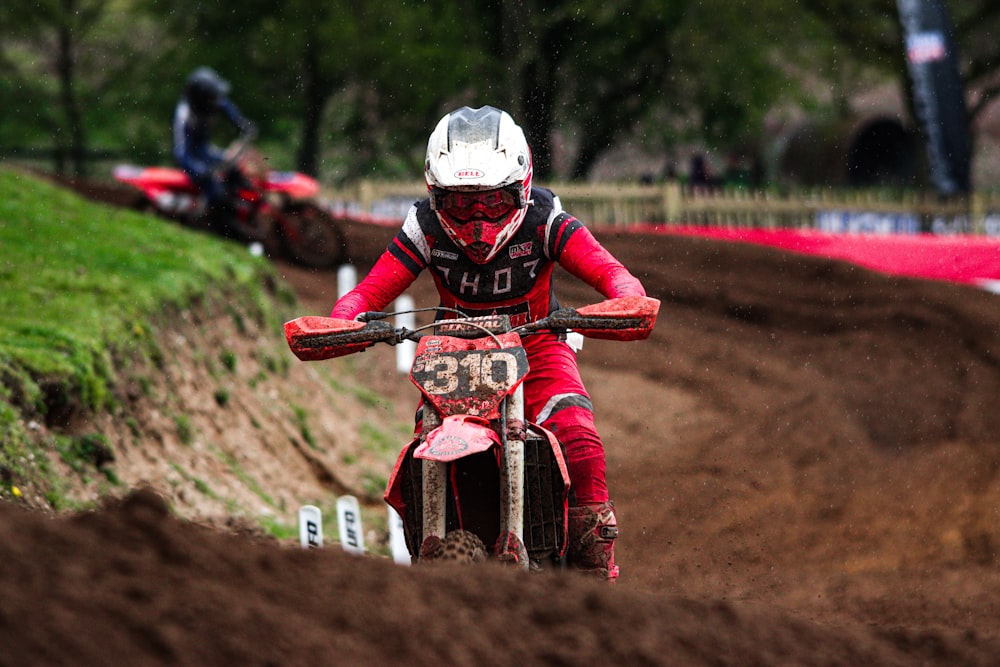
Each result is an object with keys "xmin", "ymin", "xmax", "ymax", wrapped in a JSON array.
[
  {"xmin": 395, "ymin": 294, "xmax": 416, "ymax": 374},
  {"xmin": 337, "ymin": 264, "xmax": 357, "ymax": 300},
  {"xmin": 388, "ymin": 505, "xmax": 411, "ymax": 566},
  {"xmin": 298, "ymin": 505, "xmax": 323, "ymax": 549},
  {"xmin": 336, "ymin": 495, "xmax": 366, "ymax": 555}
]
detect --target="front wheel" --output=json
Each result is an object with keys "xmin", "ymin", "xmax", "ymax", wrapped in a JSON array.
[
  {"xmin": 277, "ymin": 203, "xmax": 347, "ymax": 269},
  {"xmin": 419, "ymin": 530, "xmax": 487, "ymax": 565},
  {"xmin": 225, "ymin": 208, "xmax": 274, "ymax": 243}
]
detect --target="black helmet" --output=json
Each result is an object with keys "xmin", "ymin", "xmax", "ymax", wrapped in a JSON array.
[{"xmin": 184, "ymin": 67, "xmax": 230, "ymax": 113}]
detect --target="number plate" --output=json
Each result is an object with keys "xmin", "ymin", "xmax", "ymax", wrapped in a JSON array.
[{"xmin": 411, "ymin": 337, "xmax": 529, "ymax": 419}]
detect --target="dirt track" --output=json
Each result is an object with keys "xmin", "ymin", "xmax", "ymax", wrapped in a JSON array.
[{"xmin": 3, "ymin": 212, "xmax": 1000, "ymax": 665}]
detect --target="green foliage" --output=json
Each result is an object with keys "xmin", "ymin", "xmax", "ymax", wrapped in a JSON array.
[
  {"xmin": 361, "ymin": 471, "xmax": 387, "ymax": 500},
  {"xmin": 212, "ymin": 445, "xmax": 276, "ymax": 508},
  {"xmin": 0, "ymin": 167, "xmax": 280, "ymax": 500},
  {"xmin": 291, "ymin": 404, "xmax": 317, "ymax": 450},
  {"xmin": 257, "ymin": 514, "xmax": 298, "ymax": 541},
  {"xmin": 359, "ymin": 421, "xmax": 400, "ymax": 457},
  {"xmin": 174, "ymin": 414, "xmax": 194, "ymax": 445},
  {"xmin": 0, "ymin": 1, "xmax": 170, "ymax": 172},
  {"xmin": 169, "ymin": 462, "xmax": 219, "ymax": 500},
  {"xmin": 9, "ymin": 0, "xmax": 996, "ymax": 183},
  {"xmin": 213, "ymin": 388, "xmax": 230, "ymax": 407},
  {"xmin": 261, "ymin": 353, "xmax": 289, "ymax": 377},
  {"xmin": 219, "ymin": 349, "xmax": 237, "ymax": 373},
  {"xmin": 0, "ymin": 167, "xmax": 275, "ymax": 415},
  {"xmin": 56, "ymin": 432, "xmax": 116, "ymax": 482},
  {"xmin": 0, "ymin": 401, "xmax": 49, "ymax": 495}
]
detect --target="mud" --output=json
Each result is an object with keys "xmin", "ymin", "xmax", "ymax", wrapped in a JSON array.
[{"xmin": 3, "ymin": 192, "xmax": 1000, "ymax": 665}]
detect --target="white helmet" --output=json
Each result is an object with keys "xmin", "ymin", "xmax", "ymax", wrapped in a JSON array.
[{"xmin": 425, "ymin": 106, "xmax": 533, "ymax": 264}]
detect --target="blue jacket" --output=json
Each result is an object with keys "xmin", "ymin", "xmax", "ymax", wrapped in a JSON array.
[{"xmin": 172, "ymin": 96, "xmax": 246, "ymax": 179}]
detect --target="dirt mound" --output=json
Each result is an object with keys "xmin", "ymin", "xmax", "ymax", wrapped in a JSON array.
[
  {"xmin": 1, "ymin": 488, "xmax": 995, "ymax": 666},
  {"xmin": 4, "ymin": 203, "xmax": 1000, "ymax": 665}
]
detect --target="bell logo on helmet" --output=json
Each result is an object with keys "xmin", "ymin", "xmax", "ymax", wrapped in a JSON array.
[{"xmin": 455, "ymin": 169, "xmax": 485, "ymax": 179}]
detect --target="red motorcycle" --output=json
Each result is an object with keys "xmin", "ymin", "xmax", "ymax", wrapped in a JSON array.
[
  {"xmin": 113, "ymin": 133, "xmax": 346, "ymax": 268},
  {"xmin": 284, "ymin": 296, "xmax": 659, "ymax": 570}
]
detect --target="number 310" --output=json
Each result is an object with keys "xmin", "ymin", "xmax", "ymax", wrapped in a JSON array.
[{"xmin": 422, "ymin": 351, "xmax": 518, "ymax": 395}]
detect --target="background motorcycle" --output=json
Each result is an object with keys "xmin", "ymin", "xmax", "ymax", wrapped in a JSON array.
[
  {"xmin": 284, "ymin": 296, "xmax": 659, "ymax": 570},
  {"xmin": 113, "ymin": 132, "xmax": 346, "ymax": 269}
]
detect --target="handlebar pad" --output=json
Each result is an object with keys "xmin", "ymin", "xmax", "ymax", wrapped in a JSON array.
[
  {"xmin": 284, "ymin": 316, "xmax": 389, "ymax": 360},
  {"xmin": 573, "ymin": 296, "xmax": 660, "ymax": 340}
]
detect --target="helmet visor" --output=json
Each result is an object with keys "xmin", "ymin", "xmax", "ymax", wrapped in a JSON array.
[{"xmin": 430, "ymin": 185, "xmax": 524, "ymax": 222}]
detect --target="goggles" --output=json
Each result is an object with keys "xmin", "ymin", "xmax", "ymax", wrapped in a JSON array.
[{"xmin": 429, "ymin": 185, "xmax": 525, "ymax": 222}]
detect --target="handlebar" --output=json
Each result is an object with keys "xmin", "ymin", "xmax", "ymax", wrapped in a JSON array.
[
  {"xmin": 285, "ymin": 296, "xmax": 659, "ymax": 362},
  {"xmin": 220, "ymin": 126, "xmax": 260, "ymax": 169}
]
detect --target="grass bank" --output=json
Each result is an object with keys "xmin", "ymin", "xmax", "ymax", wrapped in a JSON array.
[{"xmin": 0, "ymin": 166, "xmax": 290, "ymax": 507}]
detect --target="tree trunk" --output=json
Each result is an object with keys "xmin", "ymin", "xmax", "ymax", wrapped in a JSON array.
[
  {"xmin": 56, "ymin": 8, "xmax": 87, "ymax": 178},
  {"xmin": 296, "ymin": 39, "xmax": 328, "ymax": 178}
]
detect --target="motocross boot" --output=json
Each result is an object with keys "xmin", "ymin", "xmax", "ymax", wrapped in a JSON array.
[{"xmin": 567, "ymin": 500, "xmax": 620, "ymax": 581}]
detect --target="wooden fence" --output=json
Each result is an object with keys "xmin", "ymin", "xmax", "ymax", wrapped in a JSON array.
[{"xmin": 327, "ymin": 180, "xmax": 1000, "ymax": 235}]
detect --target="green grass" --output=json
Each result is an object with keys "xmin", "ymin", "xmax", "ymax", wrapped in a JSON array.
[
  {"xmin": 0, "ymin": 166, "xmax": 408, "ymax": 544},
  {"xmin": 291, "ymin": 404, "xmax": 318, "ymax": 450},
  {"xmin": 359, "ymin": 421, "xmax": 403, "ymax": 456},
  {"xmin": 169, "ymin": 463, "xmax": 222, "ymax": 500},
  {"xmin": 0, "ymin": 166, "xmax": 282, "ymax": 500},
  {"xmin": 212, "ymin": 445, "xmax": 276, "ymax": 508}
]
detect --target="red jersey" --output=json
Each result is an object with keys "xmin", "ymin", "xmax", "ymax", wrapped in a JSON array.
[{"xmin": 331, "ymin": 187, "xmax": 645, "ymax": 322}]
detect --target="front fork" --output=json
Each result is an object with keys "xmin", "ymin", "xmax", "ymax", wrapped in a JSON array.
[
  {"xmin": 420, "ymin": 384, "xmax": 528, "ymax": 569},
  {"xmin": 499, "ymin": 384, "xmax": 526, "ymax": 565},
  {"xmin": 420, "ymin": 408, "xmax": 446, "ymax": 544}
]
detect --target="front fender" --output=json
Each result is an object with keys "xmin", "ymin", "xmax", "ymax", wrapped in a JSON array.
[{"xmin": 413, "ymin": 415, "xmax": 501, "ymax": 463}]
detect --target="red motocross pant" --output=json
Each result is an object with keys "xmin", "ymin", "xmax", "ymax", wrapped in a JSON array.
[{"xmin": 522, "ymin": 333, "xmax": 608, "ymax": 506}]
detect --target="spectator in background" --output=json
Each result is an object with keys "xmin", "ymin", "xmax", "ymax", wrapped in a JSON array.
[{"xmin": 688, "ymin": 152, "xmax": 718, "ymax": 192}]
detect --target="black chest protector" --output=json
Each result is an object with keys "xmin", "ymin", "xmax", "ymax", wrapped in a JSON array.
[{"xmin": 407, "ymin": 187, "xmax": 583, "ymax": 322}]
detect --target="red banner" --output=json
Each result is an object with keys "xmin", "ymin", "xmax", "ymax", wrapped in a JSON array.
[{"xmin": 637, "ymin": 224, "xmax": 1000, "ymax": 290}]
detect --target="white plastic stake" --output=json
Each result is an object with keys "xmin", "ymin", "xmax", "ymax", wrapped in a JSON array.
[
  {"xmin": 336, "ymin": 495, "xmax": 366, "ymax": 555},
  {"xmin": 337, "ymin": 264, "xmax": 357, "ymax": 300},
  {"xmin": 395, "ymin": 294, "xmax": 416, "ymax": 374},
  {"xmin": 388, "ymin": 506, "xmax": 411, "ymax": 566},
  {"xmin": 298, "ymin": 505, "xmax": 323, "ymax": 549}
]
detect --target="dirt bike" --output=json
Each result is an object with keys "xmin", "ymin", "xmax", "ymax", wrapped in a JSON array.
[
  {"xmin": 284, "ymin": 295, "xmax": 659, "ymax": 570},
  {"xmin": 112, "ymin": 131, "xmax": 346, "ymax": 269}
]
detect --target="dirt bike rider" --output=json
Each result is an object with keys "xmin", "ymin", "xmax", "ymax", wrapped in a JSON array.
[
  {"xmin": 172, "ymin": 66, "xmax": 256, "ymax": 234},
  {"xmin": 329, "ymin": 105, "xmax": 649, "ymax": 581}
]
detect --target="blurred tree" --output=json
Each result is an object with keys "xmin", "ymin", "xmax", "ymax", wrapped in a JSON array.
[
  {"xmin": 475, "ymin": 0, "xmax": 691, "ymax": 180},
  {"xmin": 133, "ymin": 0, "xmax": 484, "ymax": 181},
  {"xmin": 326, "ymin": 0, "xmax": 487, "ymax": 180},
  {"xmin": 0, "ymin": 0, "xmax": 111, "ymax": 176},
  {"xmin": 129, "ymin": 0, "xmax": 816, "ymax": 181},
  {"xmin": 955, "ymin": 3, "xmax": 1000, "ymax": 120},
  {"xmin": 799, "ymin": 0, "xmax": 1000, "ymax": 123},
  {"xmin": 4, "ymin": 0, "xmax": 997, "ymax": 185},
  {"xmin": 673, "ymin": 2, "xmax": 831, "ymax": 141},
  {"xmin": 476, "ymin": 0, "xmax": 811, "ymax": 180}
]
